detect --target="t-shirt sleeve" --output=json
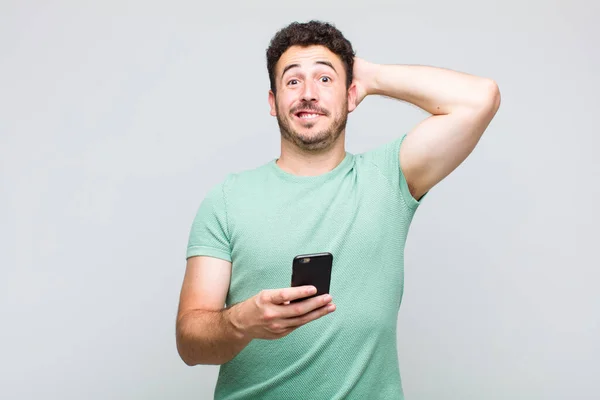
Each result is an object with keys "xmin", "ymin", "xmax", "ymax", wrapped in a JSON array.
[
  {"xmin": 186, "ymin": 178, "xmax": 232, "ymax": 262},
  {"xmin": 362, "ymin": 133, "xmax": 427, "ymax": 211}
]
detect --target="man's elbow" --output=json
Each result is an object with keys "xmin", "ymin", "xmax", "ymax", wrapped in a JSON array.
[
  {"xmin": 468, "ymin": 79, "xmax": 501, "ymax": 129},
  {"xmin": 176, "ymin": 317, "xmax": 203, "ymax": 366},
  {"xmin": 180, "ymin": 354, "xmax": 197, "ymax": 367},
  {"xmin": 178, "ymin": 352, "xmax": 197, "ymax": 367},
  {"xmin": 481, "ymin": 79, "xmax": 501, "ymax": 114},
  {"xmin": 176, "ymin": 332, "xmax": 199, "ymax": 366},
  {"xmin": 176, "ymin": 331, "xmax": 225, "ymax": 366}
]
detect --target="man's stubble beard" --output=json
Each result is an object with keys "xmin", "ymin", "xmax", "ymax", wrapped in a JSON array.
[{"xmin": 275, "ymin": 99, "xmax": 349, "ymax": 152}]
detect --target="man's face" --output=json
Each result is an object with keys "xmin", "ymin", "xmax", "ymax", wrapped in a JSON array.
[{"xmin": 268, "ymin": 45, "xmax": 357, "ymax": 152}]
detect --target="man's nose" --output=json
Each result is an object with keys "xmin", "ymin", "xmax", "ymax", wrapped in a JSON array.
[{"xmin": 301, "ymin": 80, "xmax": 319, "ymax": 102}]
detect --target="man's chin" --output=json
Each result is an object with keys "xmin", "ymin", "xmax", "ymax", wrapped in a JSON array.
[
  {"xmin": 293, "ymin": 118, "xmax": 321, "ymax": 130},
  {"xmin": 298, "ymin": 135, "xmax": 328, "ymax": 146},
  {"xmin": 277, "ymin": 117, "xmax": 344, "ymax": 151},
  {"xmin": 294, "ymin": 132, "xmax": 336, "ymax": 150}
]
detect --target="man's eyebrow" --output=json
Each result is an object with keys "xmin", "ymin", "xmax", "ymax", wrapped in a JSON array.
[
  {"xmin": 316, "ymin": 60, "xmax": 337, "ymax": 74},
  {"xmin": 280, "ymin": 61, "xmax": 338, "ymax": 79},
  {"xmin": 281, "ymin": 63, "xmax": 300, "ymax": 78}
]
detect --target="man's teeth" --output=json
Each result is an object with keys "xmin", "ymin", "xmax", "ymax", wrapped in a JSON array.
[{"xmin": 299, "ymin": 113, "xmax": 319, "ymax": 119}]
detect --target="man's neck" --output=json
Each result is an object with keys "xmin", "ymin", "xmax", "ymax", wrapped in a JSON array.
[{"xmin": 276, "ymin": 139, "xmax": 346, "ymax": 177}]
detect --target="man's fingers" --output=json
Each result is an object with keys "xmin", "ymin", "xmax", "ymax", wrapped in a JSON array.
[
  {"xmin": 279, "ymin": 293, "xmax": 333, "ymax": 318},
  {"xmin": 268, "ymin": 286, "xmax": 316, "ymax": 304},
  {"xmin": 283, "ymin": 302, "xmax": 336, "ymax": 328}
]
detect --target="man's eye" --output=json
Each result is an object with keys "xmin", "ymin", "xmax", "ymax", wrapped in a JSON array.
[
  {"xmin": 320, "ymin": 76, "xmax": 331, "ymax": 83},
  {"xmin": 288, "ymin": 79, "xmax": 298, "ymax": 85}
]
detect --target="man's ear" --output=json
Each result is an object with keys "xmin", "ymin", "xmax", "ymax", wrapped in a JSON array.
[
  {"xmin": 347, "ymin": 83, "xmax": 358, "ymax": 113},
  {"xmin": 268, "ymin": 90, "xmax": 277, "ymax": 116}
]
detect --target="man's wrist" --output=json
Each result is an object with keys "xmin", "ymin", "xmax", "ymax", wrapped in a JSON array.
[
  {"xmin": 363, "ymin": 61, "xmax": 383, "ymax": 96},
  {"xmin": 367, "ymin": 63, "xmax": 385, "ymax": 95},
  {"xmin": 224, "ymin": 303, "xmax": 249, "ymax": 341}
]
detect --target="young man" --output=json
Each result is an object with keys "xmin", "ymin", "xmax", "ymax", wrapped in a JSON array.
[{"xmin": 176, "ymin": 20, "xmax": 500, "ymax": 399}]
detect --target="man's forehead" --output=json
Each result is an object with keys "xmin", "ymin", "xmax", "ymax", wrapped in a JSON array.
[{"xmin": 277, "ymin": 45, "xmax": 342, "ymax": 73}]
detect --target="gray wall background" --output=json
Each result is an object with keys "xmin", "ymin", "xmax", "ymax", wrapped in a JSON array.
[{"xmin": 1, "ymin": 1, "xmax": 598, "ymax": 399}]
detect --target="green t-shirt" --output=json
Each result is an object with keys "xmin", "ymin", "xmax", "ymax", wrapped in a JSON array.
[{"xmin": 186, "ymin": 133, "xmax": 425, "ymax": 400}]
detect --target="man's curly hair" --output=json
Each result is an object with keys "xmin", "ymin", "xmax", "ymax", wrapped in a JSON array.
[{"xmin": 266, "ymin": 20, "xmax": 355, "ymax": 95}]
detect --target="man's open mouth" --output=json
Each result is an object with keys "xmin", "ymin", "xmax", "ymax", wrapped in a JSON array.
[{"xmin": 296, "ymin": 112, "xmax": 323, "ymax": 119}]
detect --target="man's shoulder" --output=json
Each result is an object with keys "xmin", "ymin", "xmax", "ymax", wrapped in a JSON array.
[
  {"xmin": 353, "ymin": 135, "xmax": 405, "ymax": 164},
  {"xmin": 210, "ymin": 159, "xmax": 274, "ymax": 196}
]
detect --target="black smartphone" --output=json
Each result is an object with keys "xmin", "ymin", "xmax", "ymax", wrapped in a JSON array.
[{"xmin": 290, "ymin": 252, "xmax": 333, "ymax": 303}]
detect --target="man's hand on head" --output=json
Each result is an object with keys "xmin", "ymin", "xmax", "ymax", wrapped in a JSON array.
[{"xmin": 350, "ymin": 57, "xmax": 381, "ymax": 109}]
